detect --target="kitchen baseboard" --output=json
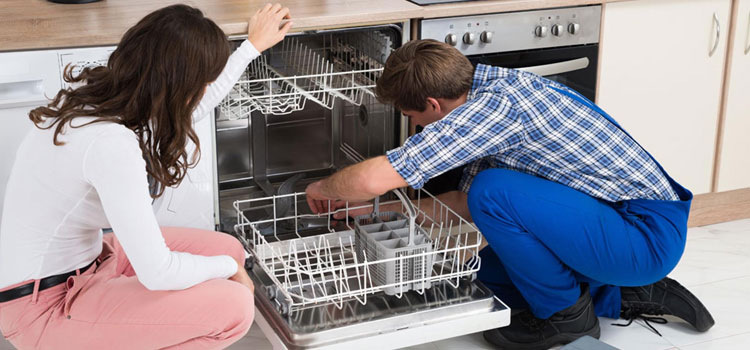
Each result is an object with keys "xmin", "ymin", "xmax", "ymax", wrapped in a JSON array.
[{"xmin": 688, "ymin": 188, "xmax": 750, "ymax": 227}]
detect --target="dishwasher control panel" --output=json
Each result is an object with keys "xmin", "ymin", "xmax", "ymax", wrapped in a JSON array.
[
  {"xmin": 58, "ymin": 46, "xmax": 115, "ymax": 89},
  {"xmin": 421, "ymin": 5, "xmax": 601, "ymax": 55}
]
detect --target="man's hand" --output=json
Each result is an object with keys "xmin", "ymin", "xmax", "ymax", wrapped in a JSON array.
[
  {"xmin": 247, "ymin": 3, "xmax": 293, "ymax": 52},
  {"xmin": 304, "ymin": 156, "xmax": 408, "ymax": 215},
  {"xmin": 305, "ymin": 180, "xmax": 333, "ymax": 214},
  {"xmin": 229, "ymin": 261, "xmax": 255, "ymax": 294}
]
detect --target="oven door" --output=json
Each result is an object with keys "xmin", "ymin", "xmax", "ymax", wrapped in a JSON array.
[{"xmin": 468, "ymin": 44, "xmax": 599, "ymax": 100}]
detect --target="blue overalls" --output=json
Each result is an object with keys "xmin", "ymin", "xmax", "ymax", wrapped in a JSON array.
[{"xmin": 468, "ymin": 85, "xmax": 693, "ymax": 319}]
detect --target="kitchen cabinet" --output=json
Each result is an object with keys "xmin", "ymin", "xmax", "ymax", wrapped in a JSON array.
[
  {"xmin": 0, "ymin": 50, "xmax": 62, "ymax": 223},
  {"xmin": 597, "ymin": 0, "xmax": 732, "ymax": 195},
  {"xmin": 716, "ymin": 0, "xmax": 750, "ymax": 191}
]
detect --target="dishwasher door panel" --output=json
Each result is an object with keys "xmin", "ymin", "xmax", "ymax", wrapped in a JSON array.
[{"xmin": 249, "ymin": 263, "xmax": 510, "ymax": 350}]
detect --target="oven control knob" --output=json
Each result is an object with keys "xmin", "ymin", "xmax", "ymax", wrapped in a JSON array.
[
  {"xmin": 463, "ymin": 32, "xmax": 476, "ymax": 45},
  {"xmin": 551, "ymin": 24, "xmax": 565, "ymax": 36},
  {"xmin": 534, "ymin": 25, "xmax": 548, "ymax": 38},
  {"xmin": 479, "ymin": 31, "xmax": 493, "ymax": 43},
  {"xmin": 568, "ymin": 23, "xmax": 581, "ymax": 35},
  {"xmin": 445, "ymin": 33, "xmax": 458, "ymax": 46}
]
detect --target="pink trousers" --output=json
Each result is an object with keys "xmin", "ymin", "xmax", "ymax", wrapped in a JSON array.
[{"xmin": 0, "ymin": 227, "xmax": 254, "ymax": 350}]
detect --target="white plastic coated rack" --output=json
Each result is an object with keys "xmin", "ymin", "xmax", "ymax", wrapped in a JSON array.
[
  {"xmin": 219, "ymin": 31, "xmax": 393, "ymax": 119},
  {"xmin": 233, "ymin": 188, "xmax": 484, "ymax": 316}
]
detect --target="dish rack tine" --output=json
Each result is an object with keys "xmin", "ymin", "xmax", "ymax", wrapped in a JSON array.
[
  {"xmin": 349, "ymin": 238, "xmax": 368, "ymax": 306},
  {"xmin": 293, "ymin": 194, "xmax": 299, "ymax": 235},
  {"xmin": 447, "ymin": 219, "xmax": 463, "ymax": 287},
  {"xmin": 460, "ymin": 225, "xmax": 470, "ymax": 271}
]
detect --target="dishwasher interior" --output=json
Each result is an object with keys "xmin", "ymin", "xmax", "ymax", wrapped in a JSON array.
[{"xmin": 214, "ymin": 24, "xmax": 509, "ymax": 349}]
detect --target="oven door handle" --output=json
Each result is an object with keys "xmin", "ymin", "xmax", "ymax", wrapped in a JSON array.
[{"xmin": 517, "ymin": 57, "xmax": 590, "ymax": 77}]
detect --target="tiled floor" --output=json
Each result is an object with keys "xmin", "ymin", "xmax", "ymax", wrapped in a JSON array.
[{"xmin": 3, "ymin": 219, "xmax": 750, "ymax": 350}]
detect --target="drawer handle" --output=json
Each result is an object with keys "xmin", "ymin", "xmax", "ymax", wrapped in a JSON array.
[
  {"xmin": 745, "ymin": 11, "xmax": 750, "ymax": 55},
  {"xmin": 0, "ymin": 79, "xmax": 48, "ymax": 108},
  {"xmin": 517, "ymin": 57, "xmax": 590, "ymax": 76},
  {"xmin": 710, "ymin": 12, "xmax": 721, "ymax": 57}
]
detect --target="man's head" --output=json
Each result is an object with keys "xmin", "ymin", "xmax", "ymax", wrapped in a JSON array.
[{"xmin": 376, "ymin": 39, "xmax": 474, "ymax": 126}]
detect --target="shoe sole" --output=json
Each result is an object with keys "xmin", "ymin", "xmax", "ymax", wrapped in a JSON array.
[
  {"xmin": 482, "ymin": 322, "xmax": 601, "ymax": 350},
  {"xmin": 665, "ymin": 278, "xmax": 716, "ymax": 332}
]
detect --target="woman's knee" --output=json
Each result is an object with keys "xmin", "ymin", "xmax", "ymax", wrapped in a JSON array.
[
  {"xmin": 162, "ymin": 227, "xmax": 247, "ymax": 264},
  {"xmin": 218, "ymin": 232, "xmax": 247, "ymax": 264},
  {"xmin": 210, "ymin": 280, "xmax": 255, "ymax": 335}
]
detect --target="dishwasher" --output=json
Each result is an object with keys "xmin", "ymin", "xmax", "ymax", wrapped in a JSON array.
[{"xmin": 213, "ymin": 23, "xmax": 510, "ymax": 349}]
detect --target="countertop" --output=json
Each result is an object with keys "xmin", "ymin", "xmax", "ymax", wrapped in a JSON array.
[
  {"xmin": 0, "ymin": 0, "xmax": 630, "ymax": 52},
  {"xmin": 0, "ymin": 0, "xmax": 424, "ymax": 52}
]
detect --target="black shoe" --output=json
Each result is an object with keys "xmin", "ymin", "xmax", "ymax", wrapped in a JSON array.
[
  {"xmin": 483, "ymin": 286, "xmax": 600, "ymax": 350},
  {"xmin": 620, "ymin": 277, "xmax": 715, "ymax": 332}
]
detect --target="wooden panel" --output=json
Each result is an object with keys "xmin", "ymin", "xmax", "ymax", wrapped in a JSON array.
[
  {"xmin": 0, "ymin": 0, "xmax": 423, "ymax": 52},
  {"xmin": 0, "ymin": 0, "xmax": 630, "ymax": 52},
  {"xmin": 688, "ymin": 188, "xmax": 750, "ymax": 227},
  {"xmin": 598, "ymin": 0, "xmax": 732, "ymax": 195},
  {"xmin": 716, "ymin": 0, "xmax": 750, "ymax": 191}
]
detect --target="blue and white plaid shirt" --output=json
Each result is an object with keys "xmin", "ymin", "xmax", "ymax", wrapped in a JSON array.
[{"xmin": 386, "ymin": 64, "xmax": 679, "ymax": 202}]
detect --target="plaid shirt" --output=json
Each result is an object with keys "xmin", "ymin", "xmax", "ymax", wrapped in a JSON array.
[{"xmin": 386, "ymin": 64, "xmax": 679, "ymax": 202}]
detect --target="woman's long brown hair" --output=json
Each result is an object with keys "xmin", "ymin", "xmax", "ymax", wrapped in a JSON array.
[{"xmin": 29, "ymin": 5, "xmax": 230, "ymax": 198}]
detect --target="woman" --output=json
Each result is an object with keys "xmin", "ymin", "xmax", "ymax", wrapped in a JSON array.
[{"xmin": 0, "ymin": 4, "xmax": 291, "ymax": 349}]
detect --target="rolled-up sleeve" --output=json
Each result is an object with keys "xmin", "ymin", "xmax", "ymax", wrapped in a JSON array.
[{"xmin": 387, "ymin": 92, "xmax": 524, "ymax": 189}]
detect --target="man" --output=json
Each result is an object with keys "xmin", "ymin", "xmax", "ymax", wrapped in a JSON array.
[{"xmin": 305, "ymin": 40, "xmax": 714, "ymax": 349}]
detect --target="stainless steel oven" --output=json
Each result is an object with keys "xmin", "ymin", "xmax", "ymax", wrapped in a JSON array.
[
  {"xmin": 418, "ymin": 5, "xmax": 602, "ymax": 193},
  {"xmin": 213, "ymin": 22, "xmax": 510, "ymax": 350}
]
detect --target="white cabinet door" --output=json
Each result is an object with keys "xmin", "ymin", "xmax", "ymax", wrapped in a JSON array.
[
  {"xmin": 0, "ymin": 50, "xmax": 61, "ymax": 224},
  {"xmin": 717, "ymin": 0, "xmax": 750, "ymax": 191},
  {"xmin": 598, "ymin": 0, "xmax": 732, "ymax": 194}
]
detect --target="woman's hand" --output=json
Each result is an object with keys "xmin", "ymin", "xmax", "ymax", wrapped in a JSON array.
[
  {"xmin": 229, "ymin": 261, "xmax": 255, "ymax": 294},
  {"xmin": 248, "ymin": 3, "xmax": 293, "ymax": 52}
]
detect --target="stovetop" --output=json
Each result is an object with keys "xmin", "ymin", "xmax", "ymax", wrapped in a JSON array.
[{"xmin": 409, "ymin": 0, "xmax": 478, "ymax": 5}]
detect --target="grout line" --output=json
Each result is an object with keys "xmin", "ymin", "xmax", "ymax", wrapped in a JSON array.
[
  {"xmin": 673, "ymin": 331, "xmax": 750, "ymax": 349},
  {"xmin": 674, "ymin": 274, "xmax": 750, "ymax": 288}
]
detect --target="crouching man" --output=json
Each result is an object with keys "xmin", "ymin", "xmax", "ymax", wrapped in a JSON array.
[{"xmin": 305, "ymin": 40, "xmax": 714, "ymax": 349}]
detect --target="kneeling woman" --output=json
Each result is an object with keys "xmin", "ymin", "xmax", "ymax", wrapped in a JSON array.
[{"xmin": 0, "ymin": 4, "xmax": 291, "ymax": 349}]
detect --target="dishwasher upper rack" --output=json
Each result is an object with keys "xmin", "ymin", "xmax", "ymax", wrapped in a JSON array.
[
  {"xmin": 233, "ymin": 189, "xmax": 483, "ymax": 315},
  {"xmin": 219, "ymin": 30, "xmax": 393, "ymax": 120}
]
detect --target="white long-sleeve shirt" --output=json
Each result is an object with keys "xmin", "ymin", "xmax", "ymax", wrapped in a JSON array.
[{"xmin": 0, "ymin": 40, "xmax": 259, "ymax": 291}]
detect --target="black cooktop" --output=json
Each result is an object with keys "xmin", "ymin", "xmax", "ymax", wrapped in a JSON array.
[{"xmin": 409, "ymin": 0, "xmax": 478, "ymax": 5}]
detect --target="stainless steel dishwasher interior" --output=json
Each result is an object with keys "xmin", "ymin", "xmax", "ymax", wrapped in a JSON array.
[
  {"xmin": 215, "ymin": 26, "xmax": 399, "ymax": 233},
  {"xmin": 213, "ymin": 24, "xmax": 509, "ymax": 349}
]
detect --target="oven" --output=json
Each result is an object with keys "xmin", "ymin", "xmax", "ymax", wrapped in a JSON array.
[{"xmin": 418, "ymin": 5, "xmax": 602, "ymax": 194}]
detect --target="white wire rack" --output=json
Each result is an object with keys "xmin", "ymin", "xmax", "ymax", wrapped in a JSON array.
[
  {"xmin": 219, "ymin": 31, "xmax": 392, "ymax": 119},
  {"xmin": 233, "ymin": 189, "xmax": 483, "ymax": 315}
]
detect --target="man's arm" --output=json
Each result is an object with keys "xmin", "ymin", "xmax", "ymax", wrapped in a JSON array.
[
  {"xmin": 307, "ymin": 91, "xmax": 521, "ymax": 213},
  {"xmin": 306, "ymin": 156, "xmax": 406, "ymax": 213}
]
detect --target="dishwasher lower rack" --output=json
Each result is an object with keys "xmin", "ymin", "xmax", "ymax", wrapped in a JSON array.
[{"xmin": 233, "ymin": 188, "xmax": 483, "ymax": 316}]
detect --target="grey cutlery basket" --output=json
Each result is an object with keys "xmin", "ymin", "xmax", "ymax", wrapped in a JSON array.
[{"xmin": 354, "ymin": 211, "xmax": 435, "ymax": 295}]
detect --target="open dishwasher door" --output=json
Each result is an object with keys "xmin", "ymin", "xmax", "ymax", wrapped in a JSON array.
[
  {"xmin": 232, "ymin": 190, "xmax": 510, "ymax": 350},
  {"xmin": 214, "ymin": 24, "xmax": 510, "ymax": 349},
  {"xmin": 251, "ymin": 269, "xmax": 509, "ymax": 350}
]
